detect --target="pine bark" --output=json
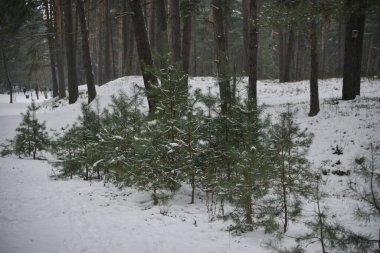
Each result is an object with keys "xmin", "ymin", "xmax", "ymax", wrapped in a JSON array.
[
  {"xmin": 63, "ymin": 0, "xmax": 79, "ymax": 104},
  {"xmin": 212, "ymin": 0, "xmax": 230, "ymax": 115},
  {"xmin": 342, "ymin": 1, "xmax": 366, "ymax": 100},
  {"xmin": 320, "ymin": 17, "xmax": 328, "ymax": 79},
  {"xmin": 279, "ymin": 29, "xmax": 285, "ymax": 82},
  {"xmin": 1, "ymin": 40, "xmax": 13, "ymax": 104},
  {"xmin": 242, "ymin": 0, "xmax": 249, "ymax": 73},
  {"xmin": 53, "ymin": 0, "xmax": 66, "ymax": 99},
  {"xmin": 121, "ymin": 0, "xmax": 129, "ymax": 76},
  {"xmin": 246, "ymin": 0, "xmax": 259, "ymax": 103},
  {"xmin": 169, "ymin": 0, "xmax": 181, "ymax": 64},
  {"xmin": 149, "ymin": 0, "xmax": 157, "ymax": 53},
  {"xmin": 181, "ymin": 0, "xmax": 192, "ymax": 75},
  {"xmin": 127, "ymin": 0, "xmax": 158, "ymax": 113},
  {"xmin": 44, "ymin": 0, "xmax": 58, "ymax": 98},
  {"xmin": 96, "ymin": 1, "xmax": 104, "ymax": 85},
  {"xmin": 104, "ymin": 0, "xmax": 112, "ymax": 83},
  {"xmin": 76, "ymin": 0, "xmax": 96, "ymax": 104},
  {"xmin": 309, "ymin": 18, "xmax": 319, "ymax": 117},
  {"xmin": 156, "ymin": 0, "xmax": 169, "ymax": 67},
  {"xmin": 126, "ymin": 19, "xmax": 135, "ymax": 75},
  {"xmin": 283, "ymin": 27, "xmax": 295, "ymax": 82}
]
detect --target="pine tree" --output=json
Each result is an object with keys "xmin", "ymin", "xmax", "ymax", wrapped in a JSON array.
[
  {"xmin": 54, "ymin": 103, "xmax": 102, "ymax": 180},
  {"xmin": 268, "ymin": 106, "xmax": 313, "ymax": 233},
  {"xmin": 297, "ymin": 177, "xmax": 376, "ymax": 253},
  {"xmin": 349, "ymin": 144, "xmax": 380, "ymax": 250},
  {"xmin": 14, "ymin": 101, "xmax": 49, "ymax": 159}
]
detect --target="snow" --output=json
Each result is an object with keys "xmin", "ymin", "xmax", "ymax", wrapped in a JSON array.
[{"xmin": 0, "ymin": 77, "xmax": 379, "ymax": 252}]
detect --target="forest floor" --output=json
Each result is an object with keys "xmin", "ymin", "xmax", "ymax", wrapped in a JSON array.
[{"xmin": 0, "ymin": 77, "xmax": 379, "ymax": 253}]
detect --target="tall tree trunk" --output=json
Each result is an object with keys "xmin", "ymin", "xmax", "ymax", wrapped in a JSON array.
[
  {"xmin": 181, "ymin": 0, "xmax": 192, "ymax": 74},
  {"xmin": 53, "ymin": 0, "xmax": 66, "ymax": 99},
  {"xmin": 337, "ymin": 22, "xmax": 342, "ymax": 77},
  {"xmin": 320, "ymin": 16, "xmax": 328, "ymax": 79},
  {"xmin": 247, "ymin": 0, "xmax": 259, "ymax": 104},
  {"xmin": 366, "ymin": 36, "xmax": 373, "ymax": 76},
  {"xmin": 76, "ymin": 0, "xmax": 96, "ymax": 104},
  {"xmin": 44, "ymin": 0, "xmax": 58, "ymax": 98},
  {"xmin": 104, "ymin": 0, "xmax": 112, "ymax": 83},
  {"xmin": 294, "ymin": 36, "xmax": 300, "ymax": 81},
  {"xmin": 342, "ymin": 0, "xmax": 366, "ymax": 100},
  {"xmin": 63, "ymin": 0, "xmax": 79, "ymax": 104},
  {"xmin": 149, "ymin": 0, "xmax": 157, "ymax": 54},
  {"xmin": 110, "ymin": 23, "xmax": 116, "ymax": 79},
  {"xmin": 169, "ymin": 0, "xmax": 181, "ymax": 64},
  {"xmin": 126, "ymin": 19, "xmax": 135, "ymax": 75},
  {"xmin": 96, "ymin": 1, "xmax": 104, "ymax": 85},
  {"xmin": 181, "ymin": 0, "xmax": 192, "ymax": 90},
  {"xmin": 156, "ymin": 0, "xmax": 169, "ymax": 67},
  {"xmin": 283, "ymin": 27, "xmax": 295, "ymax": 82},
  {"xmin": 122, "ymin": 0, "xmax": 129, "ymax": 76},
  {"xmin": 0, "ymin": 40, "xmax": 13, "ymax": 104},
  {"xmin": 309, "ymin": 17, "xmax": 319, "ymax": 117},
  {"xmin": 212, "ymin": 0, "xmax": 230, "ymax": 115},
  {"xmin": 192, "ymin": 24, "xmax": 197, "ymax": 76},
  {"xmin": 127, "ymin": 0, "xmax": 158, "ymax": 113},
  {"xmin": 242, "ymin": 0, "xmax": 249, "ymax": 74},
  {"xmin": 279, "ymin": 29, "xmax": 285, "ymax": 82}
]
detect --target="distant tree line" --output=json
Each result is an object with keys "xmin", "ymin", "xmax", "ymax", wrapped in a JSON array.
[{"xmin": 1, "ymin": 0, "xmax": 379, "ymax": 108}]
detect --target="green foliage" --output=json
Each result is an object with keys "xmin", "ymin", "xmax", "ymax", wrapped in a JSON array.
[
  {"xmin": 349, "ymin": 144, "xmax": 380, "ymax": 222},
  {"xmin": 50, "ymin": 65, "xmax": 315, "ymax": 237},
  {"xmin": 11, "ymin": 101, "xmax": 50, "ymax": 159},
  {"xmin": 267, "ymin": 106, "xmax": 313, "ymax": 233},
  {"xmin": 298, "ymin": 178, "xmax": 376, "ymax": 253},
  {"xmin": 53, "ymin": 102, "xmax": 102, "ymax": 180}
]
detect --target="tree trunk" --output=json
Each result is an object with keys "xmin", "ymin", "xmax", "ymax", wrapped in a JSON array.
[
  {"xmin": 181, "ymin": 0, "xmax": 192, "ymax": 91},
  {"xmin": 309, "ymin": 17, "xmax": 319, "ymax": 117},
  {"xmin": 76, "ymin": 0, "xmax": 96, "ymax": 104},
  {"xmin": 169, "ymin": 0, "xmax": 181, "ymax": 64},
  {"xmin": 247, "ymin": 0, "xmax": 259, "ymax": 104},
  {"xmin": 242, "ymin": 0, "xmax": 249, "ymax": 73},
  {"xmin": 126, "ymin": 19, "xmax": 135, "ymax": 75},
  {"xmin": 156, "ymin": 0, "xmax": 169, "ymax": 67},
  {"xmin": 366, "ymin": 36, "xmax": 373, "ymax": 76},
  {"xmin": 182, "ymin": 1, "xmax": 192, "ymax": 74},
  {"xmin": 128, "ymin": 0, "xmax": 158, "ymax": 113},
  {"xmin": 192, "ymin": 25, "xmax": 197, "ymax": 76},
  {"xmin": 283, "ymin": 27, "xmax": 295, "ymax": 82},
  {"xmin": 149, "ymin": 0, "xmax": 157, "ymax": 54},
  {"xmin": 0, "ymin": 40, "xmax": 13, "ymax": 104},
  {"xmin": 337, "ymin": 22, "xmax": 342, "ymax": 77},
  {"xmin": 104, "ymin": 0, "xmax": 112, "ymax": 83},
  {"xmin": 63, "ymin": 0, "xmax": 79, "ymax": 104},
  {"xmin": 320, "ymin": 17, "xmax": 328, "ymax": 79},
  {"xmin": 279, "ymin": 29, "xmax": 285, "ymax": 82},
  {"xmin": 53, "ymin": 0, "xmax": 66, "ymax": 99},
  {"xmin": 212, "ymin": 0, "xmax": 230, "ymax": 115},
  {"xmin": 44, "ymin": 0, "xmax": 58, "ymax": 98},
  {"xmin": 96, "ymin": 1, "xmax": 104, "ymax": 85},
  {"xmin": 121, "ymin": 0, "xmax": 130, "ymax": 76},
  {"xmin": 342, "ymin": 0, "xmax": 366, "ymax": 100}
]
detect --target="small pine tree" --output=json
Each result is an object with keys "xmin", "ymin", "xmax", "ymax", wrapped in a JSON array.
[
  {"xmin": 14, "ymin": 101, "xmax": 49, "ymax": 159},
  {"xmin": 349, "ymin": 144, "xmax": 380, "ymax": 250},
  {"xmin": 268, "ymin": 105, "xmax": 313, "ymax": 233},
  {"xmin": 297, "ymin": 177, "xmax": 375, "ymax": 253},
  {"xmin": 54, "ymin": 103, "xmax": 102, "ymax": 180}
]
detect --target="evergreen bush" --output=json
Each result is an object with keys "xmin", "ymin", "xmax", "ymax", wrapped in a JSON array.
[{"xmin": 3, "ymin": 101, "xmax": 50, "ymax": 159}]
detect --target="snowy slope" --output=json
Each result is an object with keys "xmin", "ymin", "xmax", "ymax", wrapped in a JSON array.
[{"xmin": 0, "ymin": 77, "xmax": 379, "ymax": 253}]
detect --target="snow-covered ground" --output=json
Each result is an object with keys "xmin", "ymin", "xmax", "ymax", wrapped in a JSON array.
[{"xmin": 0, "ymin": 77, "xmax": 379, "ymax": 253}]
